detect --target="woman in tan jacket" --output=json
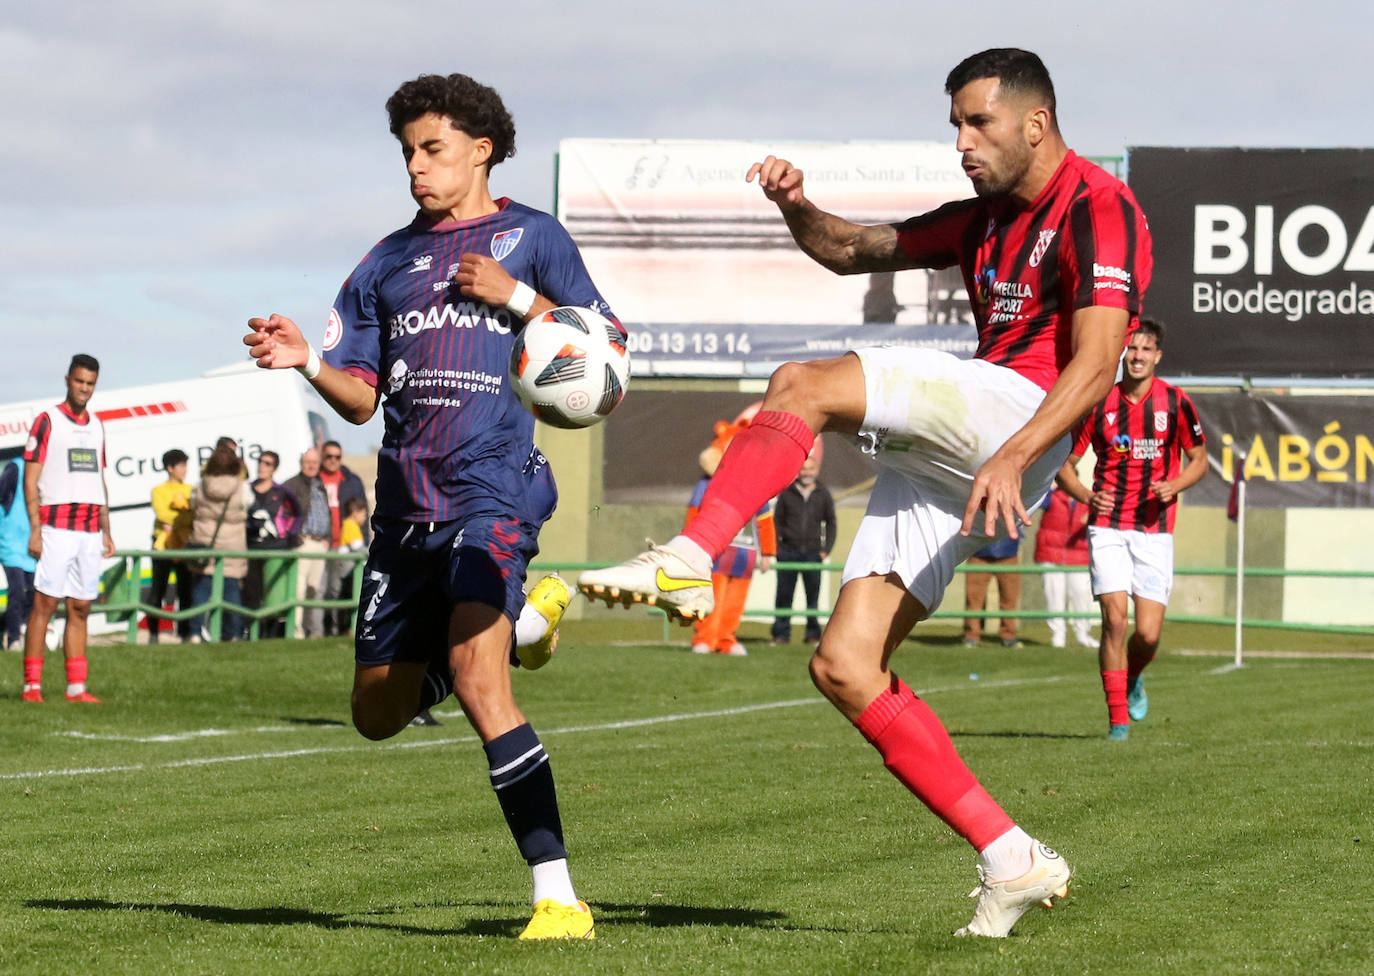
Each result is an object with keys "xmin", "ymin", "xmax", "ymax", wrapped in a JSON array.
[{"xmin": 188, "ymin": 441, "xmax": 252, "ymax": 641}]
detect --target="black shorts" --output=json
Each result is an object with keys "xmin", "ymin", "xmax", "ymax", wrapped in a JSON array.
[{"xmin": 353, "ymin": 514, "xmax": 539, "ymax": 668}]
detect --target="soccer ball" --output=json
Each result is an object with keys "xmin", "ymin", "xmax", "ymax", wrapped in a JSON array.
[{"xmin": 509, "ymin": 306, "xmax": 630, "ymax": 429}]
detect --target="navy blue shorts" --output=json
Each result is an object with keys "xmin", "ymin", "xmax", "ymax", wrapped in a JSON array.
[{"xmin": 353, "ymin": 514, "xmax": 541, "ymax": 668}]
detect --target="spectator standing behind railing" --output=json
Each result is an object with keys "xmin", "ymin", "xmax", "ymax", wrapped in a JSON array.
[
  {"xmin": 0, "ymin": 458, "xmax": 37, "ymax": 651},
  {"xmin": 324, "ymin": 496, "xmax": 367, "ymax": 636},
  {"xmin": 149, "ymin": 449, "xmax": 195, "ymax": 643},
  {"xmin": 1034, "ymin": 488, "xmax": 1095, "ymax": 649},
  {"xmin": 283, "ymin": 448, "xmax": 331, "ymax": 638},
  {"xmin": 317, "ymin": 440, "xmax": 369, "ymax": 636},
  {"xmin": 962, "ymin": 536, "xmax": 1023, "ymax": 648},
  {"xmin": 770, "ymin": 454, "xmax": 836, "ymax": 646},
  {"xmin": 245, "ymin": 450, "xmax": 299, "ymax": 639},
  {"xmin": 188, "ymin": 442, "xmax": 252, "ymax": 642}
]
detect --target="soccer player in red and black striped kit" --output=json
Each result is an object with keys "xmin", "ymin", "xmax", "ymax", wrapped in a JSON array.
[
  {"xmin": 582, "ymin": 48, "xmax": 1152, "ymax": 937},
  {"xmin": 1058, "ymin": 318, "xmax": 1207, "ymax": 740}
]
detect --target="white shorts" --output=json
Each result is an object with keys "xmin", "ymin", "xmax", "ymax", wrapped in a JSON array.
[
  {"xmin": 1087, "ymin": 525, "xmax": 1174, "ymax": 604},
  {"xmin": 34, "ymin": 526, "xmax": 104, "ymax": 601},
  {"xmin": 841, "ymin": 348, "xmax": 1069, "ymax": 614}
]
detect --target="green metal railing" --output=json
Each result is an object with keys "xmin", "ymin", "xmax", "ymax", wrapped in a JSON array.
[
  {"xmin": 97, "ymin": 548, "xmax": 366, "ymax": 642},
  {"xmin": 37, "ymin": 554, "xmax": 1371, "ymax": 644}
]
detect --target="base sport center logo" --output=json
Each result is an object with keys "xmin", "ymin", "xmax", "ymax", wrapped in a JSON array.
[{"xmin": 1112, "ymin": 433, "xmax": 1132, "ymax": 454}]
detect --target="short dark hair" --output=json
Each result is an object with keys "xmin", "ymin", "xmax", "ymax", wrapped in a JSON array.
[
  {"xmin": 344, "ymin": 496, "xmax": 368, "ymax": 516},
  {"xmin": 386, "ymin": 73, "xmax": 516, "ymax": 168},
  {"xmin": 259, "ymin": 450, "xmax": 280, "ymax": 467},
  {"xmin": 1135, "ymin": 317, "xmax": 1165, "ymax": 348},
  {"xmin": 162, "ymin": 449, "xmax": 188, "ymax": 469},
  {"xmin": 945, "ymin": 48, "xmax": 1057, "ymax": 124},
  {"xmin": 322, "ymin": 440, "xmax": 342, "ymax": 453},
  {"xmin": 68, "ymin": 353, "xmax": 99, "ymax": 374}
]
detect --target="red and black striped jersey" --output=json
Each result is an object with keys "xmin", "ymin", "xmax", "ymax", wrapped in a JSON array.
[
  {"xmin": 1073, "ymin": 378, "xmax": 1205, "ymax": 533},
  {"xmin": 896, "ymin": 151, "xmax": 1152, "ymax": 392}
]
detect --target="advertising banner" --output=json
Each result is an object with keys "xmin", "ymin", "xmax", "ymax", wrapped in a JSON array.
[
  {"xmin": 1189, "ymin": 392, "xmax": 1374, "ymax": 508},
  {"xmin": 556, "ymin": 139, "xmax": 977, "ymax": 334},
  {"xmin": 1128, "ymin": 148, "xmax": 1374, "ymax": 376}
]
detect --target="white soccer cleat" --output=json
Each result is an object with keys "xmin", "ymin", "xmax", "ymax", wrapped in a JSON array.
[
  {"xmin": 954, "ymin": 841, "xmax": 1071, "ymax": 938},
  {"xmin": 577, "ymin": 540, "xmax": 715, "ymax": 622}
]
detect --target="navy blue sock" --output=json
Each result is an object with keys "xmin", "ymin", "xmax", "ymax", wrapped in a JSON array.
[
  {"xmin": 417, "ymin": 657, "xmax": 452, "ymax": 713},
  {"xmin": 484, "ymin": 723, "xmax": 567, "ymax": 865}
]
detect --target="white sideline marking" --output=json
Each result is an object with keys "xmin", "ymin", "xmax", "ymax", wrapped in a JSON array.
[
  {"xmin": 6, "ymin": 673, "xmax": 1068, "ymax": 781},
  {"xmin": 56, "ymin": 726, "xmax": 299, "ymax": 743}
]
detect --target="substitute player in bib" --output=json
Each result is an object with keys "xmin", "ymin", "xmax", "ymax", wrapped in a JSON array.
[
  {"xmin": 581, "ymin": 49, "xmax": 1152, "ymax": 937},
  {"xmin": 1057, "ymin": 319, "xmax": 1207, "ymax": 740},
  {"xmin": 21, "ymin": 354, "xmax": 115, "ymax": 704},
  {"xmin": 243, "ymin": 73, "xmax": 621, "ymax": 941}
]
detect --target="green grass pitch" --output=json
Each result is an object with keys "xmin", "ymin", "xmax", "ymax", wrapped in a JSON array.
[{"xmin": 1, "ymin": 619, "xmax": 1370, "ymax": 975}]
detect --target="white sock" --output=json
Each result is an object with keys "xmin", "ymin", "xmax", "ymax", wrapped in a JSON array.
[
  {"xmin": 666, "ymin": 535, "xmax": 712, "ymax": 575},
  {"xmin": 531, "ymin": 857, "xmax": 578, "ymax": 906},
  {"xmin": 514, "ymin": 600, "xmax": 550, "ymax": 648},
  {"xmin": 978, "ymin": 825, "xmax": 1034, "ymax": 880},
  {"xmin": 66, "ymin": 682, "xmax": 86, "ymax": 697}
]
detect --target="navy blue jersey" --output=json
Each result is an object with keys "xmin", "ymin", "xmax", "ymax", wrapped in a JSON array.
[{"xmin": 322, "ymin": 198, "xmax": 618, "ymax": 522}]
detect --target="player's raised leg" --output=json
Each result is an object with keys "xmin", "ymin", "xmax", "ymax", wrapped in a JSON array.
[
  {"xmin": 812, "ymin": 573, "xmax": 1069, "ymax": 938},
  {"xmin": 512, "ymin": 574, "xmax": 572, "ymax": 671},
  {"xmin": 578, "ymin": 355, "xmax": 864, "ymax": 619}
]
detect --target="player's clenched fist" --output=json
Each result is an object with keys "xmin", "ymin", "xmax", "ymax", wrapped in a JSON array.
[
  {"xmin": 244, "ymin": 314, "xmax": 308, "ymax": 370},
  {"xmin": 452, "ymin": 253, "xmax": 517, "ymax": 306},
  {"xmin": 746, "ymin": 155, "xmax": 807, "ymax": 209}
]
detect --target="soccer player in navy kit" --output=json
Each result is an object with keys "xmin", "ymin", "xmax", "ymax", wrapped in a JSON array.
[
  {"xmin": 582, "ymin": 49, "xmax": 1152, "ymax": 937},
  {"xmin": 1057, "ymin": 318, "xmax": 1207, "ymax": 740},
  {"xmin": 244, "ymin": 74, "xmax": 619, "ymax": 940}
]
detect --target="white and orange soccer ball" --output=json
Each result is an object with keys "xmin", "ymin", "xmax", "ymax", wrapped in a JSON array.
[{"xmin": 509, "ymin": 306, "xmax": 630, "ymax": 429}]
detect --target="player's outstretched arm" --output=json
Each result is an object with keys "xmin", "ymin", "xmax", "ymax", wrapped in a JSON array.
[
  {"xmin": 747, "ymin": 155, "xmax": 909, "ymax": 276},
  {"xmin": 243, "ymin": 314, "xmax": 381, "ymax": 425},
  {"xmin": 962, "ymin": 306, "xmax": 1128, "ymax": 540}
]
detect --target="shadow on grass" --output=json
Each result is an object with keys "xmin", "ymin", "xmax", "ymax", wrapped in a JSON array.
[
  {"xmin": 950, "ymin": 730, "xmax": 1096, "ymax": 740},
  {"xmin": 281, "ymin": 717, "xmax": 349, "ymax": 727},
  {"xmin": 26, "ymin": 897, "xmax": 790, "ymax": 937}
]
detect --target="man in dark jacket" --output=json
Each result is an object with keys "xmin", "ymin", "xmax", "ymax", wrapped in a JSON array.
[
  {"xmin": 317, "ymin": 441, "xmax": 369, "ymax": 635},
  {"xmin": 283, "ymin": 447, "xmax": 332, "ymax": 637},
  {"xmin": 770, "ymin": 456, "xmax": 836, "ymax": 645}
]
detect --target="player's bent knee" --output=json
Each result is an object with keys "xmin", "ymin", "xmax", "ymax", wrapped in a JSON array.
[{"xmin": 808, "ymin": 647, "xmax": 868, "ymax": 710}]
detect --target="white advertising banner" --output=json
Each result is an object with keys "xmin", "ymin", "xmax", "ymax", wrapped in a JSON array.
[{"xmin": 556, "ymin": 139, "xmax": 974, "ymax": 330}]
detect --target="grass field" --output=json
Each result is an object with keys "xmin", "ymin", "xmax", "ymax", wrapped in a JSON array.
[{"xmin": 1, "ymin": 618, "xmax": 1371, "ymax": 976}]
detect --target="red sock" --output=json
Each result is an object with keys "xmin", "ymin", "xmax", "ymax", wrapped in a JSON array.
[
  {"xmin": 23, "ymin": 656, "xmax": 42, "ymax": 688},
  {"xmin": 1101, "ymin": 669, "xmax": 1128, "ymax": 725},
  {"xmin": 855, "ymin": 678, "xmax": 1014, "ymax": 851},
  {"xmin": 66, "ymin": 656, "xmax": 88, "ymax": 687},
  {"xmin": 685, "ymin": 411, "xmax": 814, "ymax": 558}
]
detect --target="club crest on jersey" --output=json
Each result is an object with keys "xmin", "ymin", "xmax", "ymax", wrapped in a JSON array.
[
  {"xmin": 490, "ymin": 228, "xmax": 523, "ymax": 261},
  {"xmin": 1154, "ymin": 411, "xmax": 1169, "ymax": 433},
  {"xmin": 1028, "ymin": 229, "xmax": 1057, "ymax": 268}
]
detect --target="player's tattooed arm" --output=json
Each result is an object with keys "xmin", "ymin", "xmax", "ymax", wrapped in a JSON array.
[{"xmin": 747, "ymin": 155, "xmax": 907, "ymax": 274}]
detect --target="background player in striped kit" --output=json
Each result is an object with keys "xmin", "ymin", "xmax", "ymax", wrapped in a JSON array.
[
  {"xmin": 581, "ymin": 48, "xmax": 1152, "ymax": 937},
  {"xmin": 21, "ymin": 354, "xmax": 114, "ymax": 703},
  {"xmin": 1058, "ymin": 318, "xmax": 1207, "ymax": 739},
  {"xmin": 244, "ymin": 73, "xmax": 619, "ymax": 940}
]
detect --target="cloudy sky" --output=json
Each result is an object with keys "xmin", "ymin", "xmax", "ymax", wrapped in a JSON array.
[{"xmin": 3, "ymin": 0, "xmax": 1367, "ymax": 451}]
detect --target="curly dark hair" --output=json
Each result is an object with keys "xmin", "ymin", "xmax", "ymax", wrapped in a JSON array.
[{"xmin": 386, "ymin": 73, "xmax": 516, "ymax": 168}]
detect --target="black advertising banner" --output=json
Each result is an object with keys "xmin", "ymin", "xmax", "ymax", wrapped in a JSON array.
[
  {"xmin": 1128, "ymin": 148, "xmax": 1374, "ymax": 376},
  {"xmin": 1189, "ymin": 393, "xmax": 1374, "ymax": 508}
]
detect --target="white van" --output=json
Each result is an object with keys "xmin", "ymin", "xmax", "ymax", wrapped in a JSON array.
[{"xmin": 0, "ymin": 362, "xmax": 332, "ymax": 562}]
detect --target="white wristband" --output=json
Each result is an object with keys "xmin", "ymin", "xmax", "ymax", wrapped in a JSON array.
[
  {"xmin": 296, "ymin": 344, "xmax": 322, "ymax": 380},
  {"xmin": 506, "ymin": 281, "xmax": 537, "ymax": 319}
]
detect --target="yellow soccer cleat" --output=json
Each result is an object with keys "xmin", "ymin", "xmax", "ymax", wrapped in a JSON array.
[
  {"xmin": 515, "ymin": 574, "xmax": 573, "ymax": 671},
  {"xmin": 518, "ymin": 899, "xmax": 595, "ymax": 940}
]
